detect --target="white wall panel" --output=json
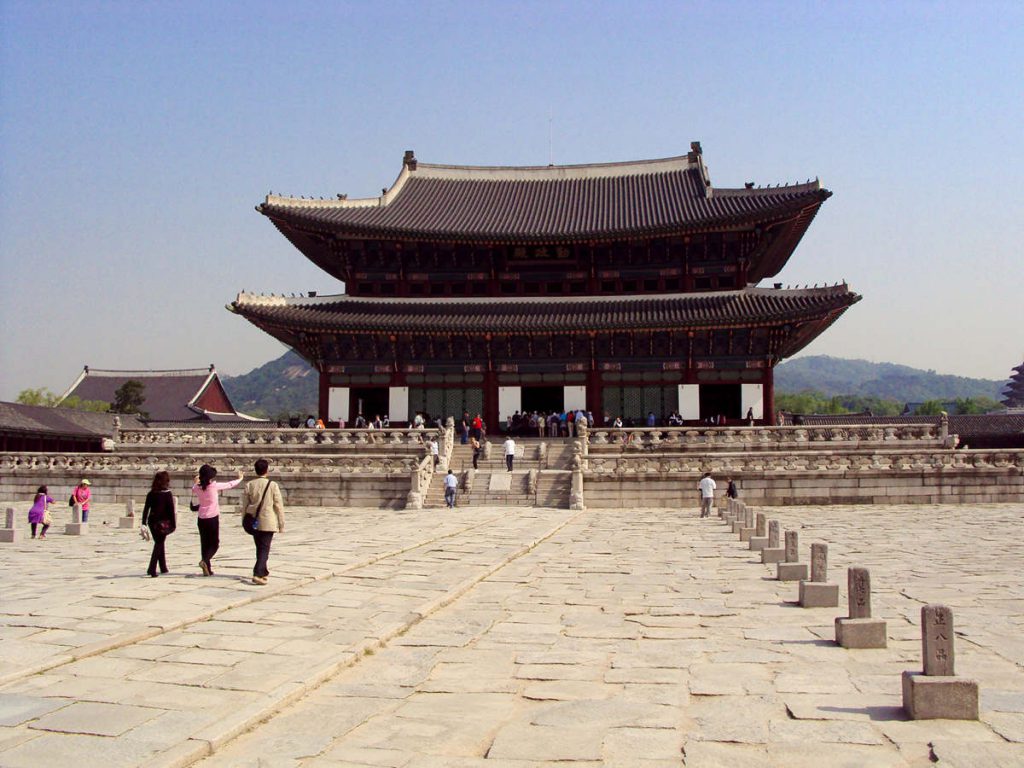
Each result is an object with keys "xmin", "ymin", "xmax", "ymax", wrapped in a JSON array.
[
  {"xmin": 741, "ymin": 383, "xmax": 764, "ymax": 420},
  {"xmin": 679, "ymin": 384, "xmax": 700, "ymax": 420},
  {"xmin": 389, "ymin": 387, "xmax": 409, "ymax": 422},
  {"xmin": 498, "ymin": 386, "xmax": 522, "ymax": 423},
  {"xmin": 563, "ymin": 385, "xmax": 587, "ymax": 411},
  {"xmin": 328, "ymin": 387, "xmax": 350, "ymax": 423}
]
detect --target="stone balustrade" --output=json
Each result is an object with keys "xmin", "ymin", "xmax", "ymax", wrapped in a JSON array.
[
  {"xmin": 584, "ymin": 448, "xmax": 1024, "ymax": 475},
  {"xmin": 586, "ymin": 424, "xmax": 945, "ymax": 450},
  {"xmin": 0, "ymin": 451, "xmax": 420, "ymax": 476},
  {"xmin": 117, "ymin": 427, "xmax": 436, "ymax": 449}
]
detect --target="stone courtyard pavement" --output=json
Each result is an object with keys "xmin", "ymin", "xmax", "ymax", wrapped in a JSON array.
[{"xmin": 0, "ymin": 502, "xmax": 1022, "ymax": 767}]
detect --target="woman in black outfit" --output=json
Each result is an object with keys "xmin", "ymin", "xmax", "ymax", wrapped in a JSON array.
[{"xmin": 142, "ymin": 470, "xmax": 176, "ymax": 577}]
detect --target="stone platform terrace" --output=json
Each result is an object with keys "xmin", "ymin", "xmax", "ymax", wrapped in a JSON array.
[{"xmin": 0, "ymin": 502, "xmax": 1022, "ymax": 767}]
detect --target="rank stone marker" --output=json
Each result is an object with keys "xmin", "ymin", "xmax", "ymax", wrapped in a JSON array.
[
  {"xmin": 776, "ymin": 530, "xmax": 808, "ymax": 581},
  {"xmin": 65, "ymin": 503, "xmax": 88, "ymax": 536},
  {"xmin": 799, "ymin": 542, "xmax": 840, "ymax": 607},
  {"xmin": 118, "ymin": 498, "xmax": 138, "ymax": 529},
  {"xmin": 739, "ymin": 508, "xmax": 756, "ymax": 542},
  {"xmin": 902, "ymin": 604, "xmax": 980, "ymax": 719},
  {"xmin": 731, "ymin": 502, "xmax": 747, "ymax": 534},
  {"xmin": 762, "ymin": 519, "xmax": 786, "ymax": 564},
  {"xmin": 835, "ymin": 567, "xmax": 887, "ymax": 648},
  {"xmin": 0, "ymin": 507, "xmax": 16, "ymax": 543},
  {"xmin": 749, "ymin": 512, "xmax": 769, "ymax": 551}
]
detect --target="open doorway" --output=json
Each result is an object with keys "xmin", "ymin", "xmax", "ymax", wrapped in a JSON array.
[
  {"xmin": 699, "ymin": 384, "xmax": 741, "ymax": 423},
  {"xmin": 350, "ymin": 387, "xmax": 389, "ymax": 425},
  {"xmin": 522, "ymin": 385, "xmax": 564, "ymax": 415}
]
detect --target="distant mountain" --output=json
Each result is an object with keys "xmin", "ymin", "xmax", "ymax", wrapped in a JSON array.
[
  {"xmin": 775, "ymin": 356, "xmax": 1006, "ymax": 401},
  {"xmin": 222, "ymin": 350, "xmax": 317, "ymax": 419},
  {"xmin": 223, "ymin": 350, "xmax": 1009, "ymax": 418}
]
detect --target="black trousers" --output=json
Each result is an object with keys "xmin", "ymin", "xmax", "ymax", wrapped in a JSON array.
[
  {"xmin": 472, "ymin": 449, "xmax": 480, "ymax": 469},
  {"xmin": 30, "ymin": 522, "xmax": 50, "ymax": 537},
  {"xmin": 197, "ymin": 516, "xmax": 219, "ymax": 567},
  {"xmin": 505, "ymin": 454, "xmax": 514, "ymax": 471},
  {"xmin": 253, "ymin": 531, "xmax": 274, "ymax": 577},
  {"xmin": 148, "ymin": 530, "xmax": 168, "ymax": 575}
]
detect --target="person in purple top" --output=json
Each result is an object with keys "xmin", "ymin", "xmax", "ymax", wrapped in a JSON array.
[
  {"xmin": 191, "ymin": 464, "xmax": 243, "ymax": 576},
  {"xmin": 28, "ymin": 485, "xmax": 54, "ymax": 539}
]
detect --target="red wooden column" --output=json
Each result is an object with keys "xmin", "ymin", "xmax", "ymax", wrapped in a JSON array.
[
  {"xmin": 483, "ymin": 369, "xmax": 499, "ymax": 434},
  {"xmin": 763, "ymin": 369, "xmax": 775, "ymax": 426},
  {"xmin": 317, "ymin": 371, "xmax": 330, "ymax": 422}
]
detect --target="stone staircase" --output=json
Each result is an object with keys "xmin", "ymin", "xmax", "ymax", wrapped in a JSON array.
[{"xmin": 424, "ymin": 438, "xmax": 574, "ymax": 509}]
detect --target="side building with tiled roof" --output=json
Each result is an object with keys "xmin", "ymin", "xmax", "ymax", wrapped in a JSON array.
[
  {"xmin": 58, "ymin": 365, "xmax": 259, "ymax": 423},
  {"xmin": 232, "ymin": 143, "xmax": 860, "ymax": 427}
]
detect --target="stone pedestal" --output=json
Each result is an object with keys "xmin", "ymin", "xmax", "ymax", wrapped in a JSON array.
[
  {"xmin": 65, "ymin": 522, "xmax": 88, "ymax": 535},
  {"xmin": 1, "ymin": 508, "xmax": 16, "ymax": 542},
  {"xmin": 777, "ymin": 562, "xmax": 808, "ymax": 581},
  {"xmin": 799, "ymin": 580, "xmax": 839, "ymax": 608},
  {"xmin": 835, "ymin": 617, "xmax": 887, "ymax": 648},
  {"xmin": 731, "ymin": 521, "xmax": 744, "ymax": 534},
  {"xmin": 748, "ymin": 536, "xmax": 768, "ymax": 551},
  {"xmin": 761, "ymin": 547, "xmax": 785, "ymax": 564},
  {"xmin": 118, "ymin": 516, "xmax": 138, "ymax": 529},
  {"xmin": 901, "ymin": 672, "xmax": 979, "ymax": 720},
  {"xmin": 739, "ymin": 527, "xmax": 755, "ymax": 542}
]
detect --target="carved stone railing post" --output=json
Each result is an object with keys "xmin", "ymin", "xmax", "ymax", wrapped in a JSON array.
[
  {"xmin": 442, "ymin": 418, "xmax": 455, "ymax": 470},
  {"xmin": 570, "ymin": 468, "xmax": 585, "ymax": 510},
  {"xmin": 576, "ymin": 420, "xmax": 589, "ymax": 456}
]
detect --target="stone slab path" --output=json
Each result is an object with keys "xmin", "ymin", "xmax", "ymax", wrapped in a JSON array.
[{"xmin": 1, "ymin": 502, "xmax": 1022, "ymax": 767}]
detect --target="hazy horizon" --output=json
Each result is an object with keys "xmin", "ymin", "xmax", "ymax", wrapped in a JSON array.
[{"xmin": 2, "ymin": 1, "xmax": 1022, "ymax": 401}]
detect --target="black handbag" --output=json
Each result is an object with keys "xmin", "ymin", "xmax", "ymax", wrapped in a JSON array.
[
  {"xmin": 243, "ymin": 480, "xmax": 272, "ymax": 536},
  {"xmin": 189, "ymin": 490, "xmax": 200, "ymax": 512}
]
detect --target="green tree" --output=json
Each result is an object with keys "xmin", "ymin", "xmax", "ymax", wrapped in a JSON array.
[
  {"xmin": 112, "ymin": 380, "xmax": 148, "ymax": 417},
  {"xmin": 17, "ymin": 388, "xmax": 61, "ymax": 406},
  {"xmin": 17, "ymin": 387, "xmax": 111, "ymax": 412},
  {"xmin": 59, "ymin": 396, "xmax": 111, "ymax": 413},
  {"xmin": 914, "ymin": 400, "xmax": 947, "ymax": 416},
  {"xmin": 954, "ymin": 397, "xmax": 1001, "ymax": 415}
]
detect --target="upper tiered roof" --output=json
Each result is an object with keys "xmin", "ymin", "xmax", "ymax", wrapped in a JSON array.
[{"xmin": 258, "ymin": 145, "xmax": 829, "ymax": 247}]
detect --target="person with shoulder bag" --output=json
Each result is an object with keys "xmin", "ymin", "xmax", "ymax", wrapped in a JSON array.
[
  {"xmin": 28, "ymin": 485, "xmax": 54, "ymax": 539},
  {"xmin": 141, "ymin": 470, "xmax": 177, "ymax": 577},
  {"xmin": 241, "ymin": 458, "xmax": 285, "ymax": 585}
]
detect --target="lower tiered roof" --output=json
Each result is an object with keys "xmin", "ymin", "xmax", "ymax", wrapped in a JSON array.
[{"xmin": 231, "ymin": 285, "xmax": 859, "ymax": 359}]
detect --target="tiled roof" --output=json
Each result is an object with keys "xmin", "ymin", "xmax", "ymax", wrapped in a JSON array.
[
  {"xmin": 231, "ymin": 285, "xmax": 859, "ymax": 335},
  {"xmin": 259, "ymin": 152, "xmax": 828, "ymax": 242},
  {"xmin": 61, "ymin": 368, "xmax": 238, "ymax": 422},
  {"xmin": 0, "ymin": 401, "xmax": 143, "ymax": 437}
]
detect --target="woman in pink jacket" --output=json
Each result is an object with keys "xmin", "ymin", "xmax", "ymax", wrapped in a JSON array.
[{"xmin": 191, "ymin": 464, "xmax": 242, "ymax": 576}]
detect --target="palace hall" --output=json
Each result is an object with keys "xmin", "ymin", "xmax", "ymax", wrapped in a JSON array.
[{"xmin": 231, "ymin": 143, "xmax": 859, "ymax": 427}]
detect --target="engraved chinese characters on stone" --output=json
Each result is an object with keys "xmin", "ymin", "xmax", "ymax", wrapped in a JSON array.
[
  {"xmin": 768, "ymin": 520, "xmax": 780, "ymax": 548},
  {"xmin": 810, "ymin": 543, "xmax": 828, "ymax": 583},
  {"xmin": 784, "ymin": 530, "xmax": 799, "ymax": 563},
  {"xmin": 922, "ymin": 604, "xmax": 955, "ymax": 676},
  {"xmin": 848, "ymin": 567, "xmax": 871, "ymax": 619},
  {"xmin": 756, "ymin": 514, "xmax": 766, "ymax": 537}
]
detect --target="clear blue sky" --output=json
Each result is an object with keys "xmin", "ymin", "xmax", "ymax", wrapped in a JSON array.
[{"xmin": 2, "ymin": 0, "xmax": 1021, "ymax": 401}]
